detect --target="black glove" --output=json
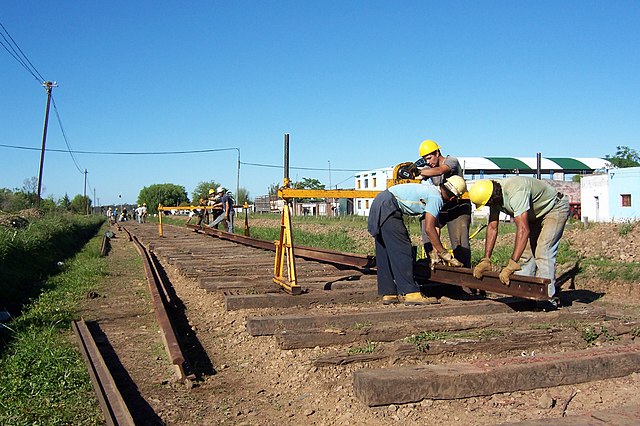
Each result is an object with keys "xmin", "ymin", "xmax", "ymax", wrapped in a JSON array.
[
  {"xmin": 398, "ymin": 163, "xmax": 419, "ymax": 179},
  {"xmin": 414, "ymin": 157, "xmax": 427, "ymax": 168}
]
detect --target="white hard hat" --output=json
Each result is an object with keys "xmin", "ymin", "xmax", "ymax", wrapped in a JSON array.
[
  {"xmin": 443, "ymin": 175, "xmax": 467, "ymax": 198},
  {"xmin": 217, "ymin": 187, "xmax": 225, "ymax": 193}
]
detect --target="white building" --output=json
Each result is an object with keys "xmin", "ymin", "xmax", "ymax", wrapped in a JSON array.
[{"xmin": 353, "ymin": 167, "xmax": 393, "ymax": 216}]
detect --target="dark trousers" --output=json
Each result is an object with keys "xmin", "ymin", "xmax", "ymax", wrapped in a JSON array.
[{"xmin": 375, "ymin": 210, "xmax": 420, "ymax": 296}]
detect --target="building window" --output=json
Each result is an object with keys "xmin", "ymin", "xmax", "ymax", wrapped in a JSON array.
[
  {"xmin": 357, "ymin": 200, "xmax": 362, "ymax": 209},
  {"xmin": 365, "ymin": 200, "xmax": 370, "ymax": 208},
  {"xmin": 621, "ymin": 194, "xmax": 632, "ymax": 207},
  {"xmin": 372, "ymin": 177, "xmax": 377, "ymax": 187},
  {"xmin": 364, "ymin": 179, "xmax": 369, "ymax": 188},
  {"xmin": 357, "ymin": 180, "xmax": 361, "ymax": 189}
]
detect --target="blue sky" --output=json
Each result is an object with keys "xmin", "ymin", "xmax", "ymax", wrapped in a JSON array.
[{"xmin": 2, "ymin": 1, "xmax": 639, "ymax": 206}]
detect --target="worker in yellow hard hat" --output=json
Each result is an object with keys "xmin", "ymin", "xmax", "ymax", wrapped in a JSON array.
[
  {"xmin": 469, "ymin": 177, "xmax": 569, "ymax": 309},
  {"xmin": 367, "ymin": 176, "xmax": 467, "ymax": 306},
  {"xmin": 416, "ymin": 139, "xmax": 472, "ymax": 271}
]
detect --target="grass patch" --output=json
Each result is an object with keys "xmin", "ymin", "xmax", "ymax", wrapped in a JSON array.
[
  {"xmin": 405, "ymin": 329, "xmax": 505, "ymax": 352},
  {"xmin": 353, "ymin": 321, "xmax": 373, "ymax": 330},
  {"xmin": 580, "ymin": 257, "xmax": 640, "ymax": 282},
  {"xmin": 347, "ymin": 340, "xmax": 376, "ymax": 355},
  {"xmin": 618, "ymin": 221, "xmax": 636, "ymax": 237},
  {"xmin": 581, "ymin": 325, "xmax": 616, "ymax": 345},
  {"xmin": 248, "ymin": 226, "xmax": 359, "ymax": 253},
  {"xmin": 0, "ymin": 222, "xmax": 106, "ymax": 424}
]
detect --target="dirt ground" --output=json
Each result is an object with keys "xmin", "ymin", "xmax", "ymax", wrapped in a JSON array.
[{"xmin": 80, "ymin": 222, "xmax": 640, "ymax": 425}]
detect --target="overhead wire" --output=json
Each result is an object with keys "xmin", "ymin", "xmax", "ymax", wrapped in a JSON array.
[
  {"xmin": 0, "ymin": 20, "xmax": 45, "ymax": 83},
  {"xmin": 51, "ymin": 95, "xmax": 84, "ymax": 174},
  {"xmin": 0, "ymin": 142, "xmax": 365, "ymax": 173}
]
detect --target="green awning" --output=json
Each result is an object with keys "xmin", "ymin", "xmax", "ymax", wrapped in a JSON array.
[
  {"xmin": 485, "ymin": 157, "xmax": 531, "ymax": 170},
  {"xmin": 547, "ymin": 158, "xmax": 590, "ymax": 170}
]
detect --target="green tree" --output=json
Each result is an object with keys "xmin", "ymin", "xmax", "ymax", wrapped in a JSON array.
[
  {"xmin": 605, "ymin": 146, "xmax": 640, "ymax": 168},
  {"xmin": 235, "ymin": 187, "xmax": 250, "ymax": 205},
  {"xmin": 58, "ymin": 193, "xmax": 72, "ymax": 210},
  {"xmin": 268, "ymin": 183, "xmax": 280, "ymax": 197},
  {"xmin": 292, "ymin": 177, "xmax": 325, "ymax": 202},
  {"xmin": 293, "ymin": 177, "xmax": 325, "ymax": 190},
  {"xmin": 192, "ymin": 180, "xmax": 221, "ymax": 204},
  {"xmin": 138, "ymin": 183, "xmax": 189, "ymax": 214},
  {"xmin": 70, "ymin": 194, "xmax": 92, "ymax": 214}
]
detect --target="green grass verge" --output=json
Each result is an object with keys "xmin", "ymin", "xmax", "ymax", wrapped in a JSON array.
[
  {"xmin": 0, "ymin": 213, "xmax": 104, "ymax": 313},
  {"xmin": 0, "ymin": 221, "xmax": 106, "ymax": 425}
]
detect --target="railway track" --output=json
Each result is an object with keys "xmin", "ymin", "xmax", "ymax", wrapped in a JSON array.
[{"xmin": 90, "ymin": 221, "xmax": 640, "ymax": 424}]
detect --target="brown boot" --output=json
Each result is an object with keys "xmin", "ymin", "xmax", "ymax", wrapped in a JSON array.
[
  {"xmin": 404, "ymin": 292, "xmax": 439, "ymax": 305},
  {"xmin": 382, "ymin": 295, "xmax": 401, "ymax": 305}
]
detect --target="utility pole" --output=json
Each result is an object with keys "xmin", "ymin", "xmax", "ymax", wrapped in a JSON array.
[
  {"xmin": 83, "ymin": 169, "xmax": 88, "ymax": 215},
  {"xmin": 36, "ymin": 81, "xmax": 57, "ymax": 208},
  {"xmin": 93, "ymin": 188, "xmax": 96, "ymax": 214}
]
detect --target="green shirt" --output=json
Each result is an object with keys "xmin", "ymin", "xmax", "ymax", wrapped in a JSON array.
[{"xmin": 492, "ymin": 177, "xmax": 557, "ymax": 219}]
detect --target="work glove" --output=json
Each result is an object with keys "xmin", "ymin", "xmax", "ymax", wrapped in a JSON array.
[
  {"xmin": 397, "ymin": 163, "xmax": 419, "ymax": 179},
  {"xmin": 429, "ymin": 250, "xmax": 464, "ymax": 270},
  {"xmin": 499, "ymin": 259, "xmax": 521, "ymax": 286},
  {"xmin": 472, "ymin": 257, "xmax": 492, "ymax": 279}
]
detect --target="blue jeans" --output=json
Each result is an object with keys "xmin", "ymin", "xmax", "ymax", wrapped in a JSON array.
[
  {"xmin": 515, "ymin": 196, "xmax": 570, "ymax": 297},
  {"xmin": 210, "ymin": 212, "xmax": 235, "ymax": 233}
]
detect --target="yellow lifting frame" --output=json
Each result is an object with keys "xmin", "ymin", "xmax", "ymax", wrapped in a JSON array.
[{"xmin": 272, "ymin": 176, "xmax": 407, "ymax": 294}]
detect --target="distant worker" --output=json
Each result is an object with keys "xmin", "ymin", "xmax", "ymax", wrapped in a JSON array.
[
  {"xmin": 469, "ymin": 176, "xmax": 569, "ymax": 309},
  {"xmin": 209, "ymin": 187, "xmax": 235, "ymax": 233},
  {"xmin": 367, "ymin": 177, "xmax": 467, "ymax": 306},
  {"xmin": 186, "ymin": 198, "xmax": 205, "ymax": 225},
  {"xmin": 135, "ymin": 203, "xmax": 147, "ymax": 224},
  {"xmin": 106, "ymin": 207, "xmax": 113, "ymax": 225},
  {"xmin": 417, "ymin": 139, "xmax": 472, "ymax": 269}
]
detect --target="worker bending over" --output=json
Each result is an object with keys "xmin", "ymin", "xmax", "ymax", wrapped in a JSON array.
[
  {"xmin": 469, "ymin": 176, "xmax": 569, "ymax": 308},
  {"xmin": 367, "ymin": 176, "xmax": 467, "ymax": 305},
  {"xmin": 417, "ymin": 139, "xmax": 472, "ymax": 268}
]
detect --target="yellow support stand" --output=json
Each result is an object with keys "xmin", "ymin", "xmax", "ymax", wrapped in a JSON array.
[
  {"xmin": 273, "ymin": 202, "xmax": 302, "ymax": 295},
  {"xmin": 158, "ymin": 204, "xmax": 163, "ymax": 237}
]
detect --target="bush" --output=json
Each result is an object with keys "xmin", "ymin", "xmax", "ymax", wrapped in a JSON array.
[{"xmin": 0, "ymin": 213, "xmax": 104, "ymax": 314}]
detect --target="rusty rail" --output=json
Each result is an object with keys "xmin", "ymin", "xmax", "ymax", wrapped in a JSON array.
[
  {"xmin": 186, "ymin": 224, "xmax": 376, "ymax": 269},
  {"xmin": 123, "ymin": 227, "xmax": 193, "ymax": 385},
  {"xmin": 72, "ymin": 318, "xmax": 134, "ymax": 426}
]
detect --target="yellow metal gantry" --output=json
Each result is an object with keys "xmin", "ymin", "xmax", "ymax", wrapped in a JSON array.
[{"xmin": 272, "ymin": 164, "xmax": 421, "ymax": 294}]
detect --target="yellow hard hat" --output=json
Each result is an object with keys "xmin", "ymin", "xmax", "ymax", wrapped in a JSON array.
[
  {"xmin": 419, "ymin": 139, "xmax": 440, "ymax": 157},
  {"xmin": 443, "ymin": 176, "xmax": 467, "ymax": 198},
  {"xmin": 208, "ymin": 188, "xmax": 215, "ymax": 195},
  {"xmin": 469, "ymin": 180, "xmax": 494, "ymax": 209}
]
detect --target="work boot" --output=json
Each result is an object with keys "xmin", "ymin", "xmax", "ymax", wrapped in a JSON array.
[
  {"xmin": 382, "ymin": 295, "xmax": 401, "ymax": 305},
  {"xmin": 536, "ymin": 297, "xmax": 561, "ymax": 312},
  {"xmin": 404, "ymin": 292, "xmax": 439, "ymax": 306}
]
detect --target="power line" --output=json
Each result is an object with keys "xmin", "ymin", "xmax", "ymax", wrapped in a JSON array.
[
  {"xmin": 240, "ymin": 161, "xmax": 363, "ymax": 172},
  {"xmin": 0, "ymin": 21, "xmax": 45, "ymax": 83},
  {"xmin": 0, "ymin": 143, "xmax": 244, "ymax": 156},
  {"xmin": 0, "ymin": 143, "xmax": 366, "ymax": 172},
  {"xmin": 51, "ymin": 94, "xmax": 84, "ymax": 174}
]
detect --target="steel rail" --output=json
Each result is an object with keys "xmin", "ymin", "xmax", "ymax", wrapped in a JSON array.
[
  {"xmin": 186, "ymin": 224, "xmax": 376, "ymax": 269},
  {"xmin": 185, "ymin": 224, "xmax": 551, "ymax": 301},
  {"xmin": 72, "ymin": 318, "xmax": 135, "ymax": 426},
  {"xmin": 123, "ymin": 227, "xmax": 193, "ymax": 385}
]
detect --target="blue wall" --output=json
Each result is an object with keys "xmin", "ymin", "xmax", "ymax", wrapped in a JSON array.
[{"xmin": 608, "ymin": 167, "xmax": 640, "ymax": 221}]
